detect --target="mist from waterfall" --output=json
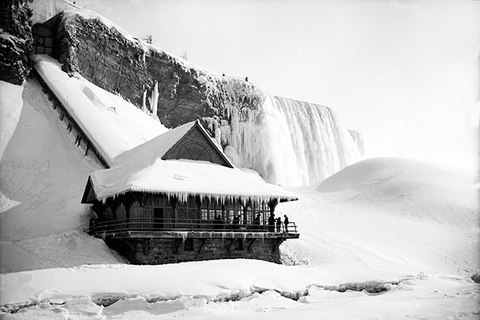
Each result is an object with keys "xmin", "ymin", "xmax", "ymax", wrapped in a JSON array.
[{"xmin": 228, "ymin": 94, "xmax": 362, "ymax": 186}]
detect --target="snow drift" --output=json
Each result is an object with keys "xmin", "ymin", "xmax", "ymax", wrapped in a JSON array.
[{"xmin": 1, "ymin": 153, "xmax": 478, "ymax": 319}]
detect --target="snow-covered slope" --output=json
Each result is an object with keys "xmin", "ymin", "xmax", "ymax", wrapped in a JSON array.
[
  {"xmin": 316, "ymin": 157, "xmax": 477, "ymax": 228},
  {"xmin": 1, "ymin": 140, "xmax": 478, "ymax": 320},
  {"xmin": 0, "ymin": 77, "xmax": 102, "ymax": 240},
  {"xmin": 0, "ymin": 57, "xmax": 478, "ymax": 320},
  {"xmin": 279, "ymin": 157, "xmax": 479, "ymax": 278}
]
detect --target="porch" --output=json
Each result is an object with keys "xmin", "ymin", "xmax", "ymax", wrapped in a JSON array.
[{"xmin": 87, "ymin": 217, "xmax": 299, "ymax": 240}]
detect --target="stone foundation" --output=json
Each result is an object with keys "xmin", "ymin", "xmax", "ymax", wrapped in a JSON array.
[{"xmin": 107, "ymin": 237, "xmax": 283, "ymax": 265}]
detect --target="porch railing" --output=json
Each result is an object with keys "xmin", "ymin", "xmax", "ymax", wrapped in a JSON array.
[{"xmin": 87, "ymin": 217, "xmax": 297, "ymax": 235}]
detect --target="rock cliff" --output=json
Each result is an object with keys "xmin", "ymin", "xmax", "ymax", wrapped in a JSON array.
[
  {"xmin": 55, "ymin": 10, "xmax": 263, "ymax": 132},
  {"xmin": 0, "ymin": 0, "xmax": 32, "ymax": 85}
]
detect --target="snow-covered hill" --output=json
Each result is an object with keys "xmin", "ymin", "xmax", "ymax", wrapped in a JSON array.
[{"xmin": 280, "ymin": 157, "xmax": 479, "ymax": 277}]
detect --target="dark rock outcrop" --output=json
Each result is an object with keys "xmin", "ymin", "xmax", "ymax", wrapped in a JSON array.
[
  {"xmin": 55, "ymin": 11, "xmax": 263, "ymax": 130},
  {"xmin": 0, "ymin": 0, "xmax": 33, "ymax": 85},
  {"xmin": 471, "ymin": 273, "xmax": 480, "ymax": 284}
]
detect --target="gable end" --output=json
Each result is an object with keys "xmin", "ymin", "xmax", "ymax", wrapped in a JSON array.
[{"xmin": 162, "ymin": 121, "xmax": 234, "ymax": 168}]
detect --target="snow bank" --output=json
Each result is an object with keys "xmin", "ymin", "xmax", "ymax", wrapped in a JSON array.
[
  {"xmin": 0, "ymin": 260, "xmax": 323, "ymax": 305},
  {"xmin": 1, "ymin": 262, "xmax": 478, "ymax": 319},
  {"xmin": 0, "ymin": 77, "xmax": 102, "ymax": 241},
  {"xmin": 0, "ymin": 81, "xmax": 23, "ymax": 160},
  {"xmin": 0, "ymin": 81, "xmax": 24, "ymax": 214},
  {"xmin": 316, "ymin": 157, "xmax": 478, "ymax": 228}
]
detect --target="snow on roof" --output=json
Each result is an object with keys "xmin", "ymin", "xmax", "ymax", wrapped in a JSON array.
[
  {"xmin": 112, "ymin": 121, "xmax": 197, "ymax": 167},
  {"xmin": 88, "ymin": 121, "xmax": 298, "ymax": 204},
  {"xmin": 33, "ymin": 55, "xmax": 167, "ymax": 167},
  {"xmin": 90, "ymin": 159, "xmax": 298, "ymax": 204}
]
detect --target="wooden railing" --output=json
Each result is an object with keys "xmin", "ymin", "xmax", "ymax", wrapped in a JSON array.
[{"xmin": 87, "ymin": 217, "xmax": 297, "ymax": 235}]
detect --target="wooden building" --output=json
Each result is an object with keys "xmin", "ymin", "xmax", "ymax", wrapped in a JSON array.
[{"xmin": 82, "ymin": 120, "xmax": 299, "ymax": 264}]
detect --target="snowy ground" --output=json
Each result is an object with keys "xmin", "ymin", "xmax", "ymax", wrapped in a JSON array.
[{"xmin": 0, "ymin": 77, "xmax": 479, "ymax": 319}]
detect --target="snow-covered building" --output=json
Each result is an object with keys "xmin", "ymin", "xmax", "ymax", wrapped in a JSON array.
[{"xmin": 82, "ymin": 120, "xmax": 299, "ymax": 264}]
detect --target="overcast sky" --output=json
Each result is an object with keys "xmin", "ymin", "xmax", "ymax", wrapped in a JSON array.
[{"xmin": 74, "ymin": 0, "xmax": 479, "ymax": 170}]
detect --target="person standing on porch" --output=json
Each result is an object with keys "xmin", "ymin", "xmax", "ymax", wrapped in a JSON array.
[
  {"xmin": 275, "ymin": 217, "xmax": 281, "ymax": 232},
  {"xmin": 233, "ymin": 214, "xmax": 240, "ymax": 229},
  {"xmin": 254, "ymin": 213, "xmax": 261, "ymax": 230},
  {"xmin": 283, "ymin": 215, "xmax": 289, "ymax": 233}
]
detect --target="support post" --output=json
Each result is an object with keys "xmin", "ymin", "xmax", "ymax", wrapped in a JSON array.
[
  {"xmin": 272, "ymin": 238, "xmax": 283, "ymax": 253},
  {"xmin": 227, "ymin": 239, "xmax": 235, "ymax": 253},
  {"xmin": 248, "ymin": 239, "xmax": 256, "ymax": 252},
  {"xmin": 85, "ymin": 141, "xmax": 90, "ymax": 156},
  {"xmin": 170, "ymin": 196, "xmax": 177, "ymax": 229},
  {"xmin": 198, "ymin": 239, "xmax": 207, "ymax": 253},
  {"xmin": 175, "ymin": 239, "xmax": 183, "ymax": 254}
]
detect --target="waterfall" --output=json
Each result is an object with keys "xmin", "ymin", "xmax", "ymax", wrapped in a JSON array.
[{"xmin": 228, "ymin": 94, "xmax": 361, "ymax": 186}]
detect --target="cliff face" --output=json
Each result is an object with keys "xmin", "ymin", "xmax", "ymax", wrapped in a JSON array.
[
  {"xmin": 56, "ymin": 11, "xmax": 263, "ymax": 130},
  {"xmin": 0, "ymin": 0, "xmax": 32, "ymax": 85}
]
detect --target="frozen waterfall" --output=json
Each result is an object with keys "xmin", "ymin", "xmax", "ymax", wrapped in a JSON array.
[{"xmin": 228, "ymin": 94, "xmax": 361, "ymax": 186}]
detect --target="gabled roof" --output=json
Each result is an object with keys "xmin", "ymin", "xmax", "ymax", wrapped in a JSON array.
[
  {"xmin": 110, "ymin": 120, "xmax": 234, "ymax": 168},
  {"xmin": 82, "ymin": 120, "xmax": 298, "ymax": 204}
]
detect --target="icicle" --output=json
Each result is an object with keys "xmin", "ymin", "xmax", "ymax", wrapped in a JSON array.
[
  {"xmin": 142, "ymin": 89, "xmax": 147, "ymax": 112},
  {"xmin": 177, "ymin": 231, "xmax": 188, "ymax": 241},
  {"xmin": 151, "ymin": 81, "xmax": 159, "ymax": 116}
]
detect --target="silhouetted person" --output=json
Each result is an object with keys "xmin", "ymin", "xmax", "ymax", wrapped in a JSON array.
[
  {"xmin": 284, "ymin": 215, "xmax": 289, "ymax": 233},
  {"xmin": 254, "ymin": 213, "xmax": 261, "ymax": 230},
  {"xmin": 233, "ymin": 214, "xmax": 240, "ymax": 229},
  {"xmin": 275, "ymin": 217, "xmax": 281, "ymax": 232},
  {"xmin": 268, "ymin": 213, "xmax": 275, "ymax": 232},
  {"xmin": 245, "ymin": 76, "xmax": 248, "ymax": 82},
  {"xmin": 214, "ymin": 214, "xmax": 222, "ymax": 230}
]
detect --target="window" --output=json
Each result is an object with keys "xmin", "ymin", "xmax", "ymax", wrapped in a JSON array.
[
  {"xmin": 32, "ymin": 24, "xmax": 53, "ymax": 56},
  {"xmin": 177, "ymin": 142, "xmax": 211, "ymax": 162}
]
